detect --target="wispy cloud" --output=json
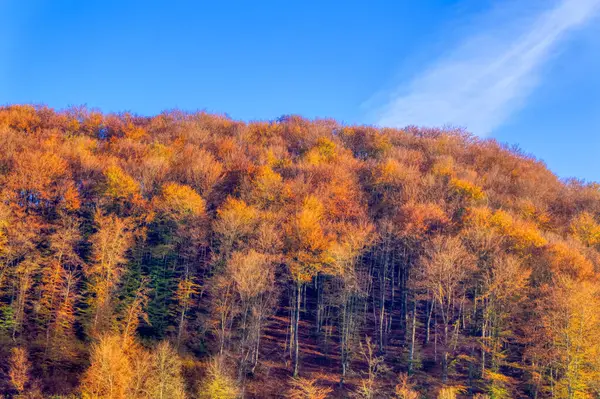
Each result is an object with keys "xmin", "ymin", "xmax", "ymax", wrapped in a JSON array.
[{"xmin": 374, "ymin": 0, "xmax": 600, "ymax": 136}]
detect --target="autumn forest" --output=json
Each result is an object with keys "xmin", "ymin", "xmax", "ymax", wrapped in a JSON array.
[{"xmin": 1, "ymin": 105, "xmax": 600, "ymax": 398}]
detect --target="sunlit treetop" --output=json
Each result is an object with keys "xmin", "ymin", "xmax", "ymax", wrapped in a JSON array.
[{"xmin": 158, "ymin": 182, "xmax": 205, "ymax": 219}]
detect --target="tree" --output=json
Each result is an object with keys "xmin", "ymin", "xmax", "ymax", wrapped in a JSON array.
[
  {"xmin": 285, "ymin": 195, "xmax": 334, "ymax": 376},
  {"xmin": 173, "ymin": 146, "xmax": 224, "ymax": 198},
  {"xmin": 87, "ymin": 211, "xmax": 134, "ymax": 335},
  {"xmin": 395, "ymin": 374, "xmax": 418, "ymax": 399},
  {"xmin": 145, "ymin": 341, "xmax": 187, "ymax": 399},
  {"xmin": 81, "ymin": 334, "xmax": 134, "ymax": 399},
  {"xmin": 197, "ymin": 357, "xmax": 240, "ymax": 399},
  {"xmin": 288, "ymin": 377, "xmax": 333, "ymax": 399},
  {"xmin": 355, "ymin": 336, "xmax": 390, "ymax": 399},
  {"xmin": 214, "ymin": 197, "xmax": 259, "ymax": 257},
  {"xmin": 9, "ymin": 346, "xmax": 31, "ymax": 394},
  {"xmin": 536, "ymin": 277, "xmax": 600, "ymax": 398},
  {"xmin": 477, "ymin": 255, "xmax": 528, "ymax": 397},
  {"xmin": 81, "ymin": 335, "xmax": 186, "ymax": 399},
  {"xmin": 39, "ymin": 217, "xmax": 82, "ymax": 360},
  {"xmin": 418, "ymin": 235, "xmax": 474, "ymax": 382},
  {"xmin": 158, "ymin": 182, "xmax": 205, "ymax": 219},
  {"xmin": 3, "ymin": 106, "xmax": 600, "ymax": 397},
  {"xmin": 226, "ymin": 249, "xmax": 277, "ymax": 374},
  {"xmin": 11, "ymin": 257, "xmax": 39, "ymax": 339},
  {"xmin": 437, "ymin": 386, "xmax": 462, "ymax": 399},
  {"xmin": 174, "ymin": 276, "xmax": 200, "ymax": 347}
]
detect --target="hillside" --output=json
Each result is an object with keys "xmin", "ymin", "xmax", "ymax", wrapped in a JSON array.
[{"xmin": 1, "ymin": 105, "xmax": 600, "ymax": 398}]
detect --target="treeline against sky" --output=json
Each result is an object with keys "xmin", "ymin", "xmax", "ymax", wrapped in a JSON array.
[{"xmin": 1, "ymin": 105, "xmax": 600, "ymax": 398}]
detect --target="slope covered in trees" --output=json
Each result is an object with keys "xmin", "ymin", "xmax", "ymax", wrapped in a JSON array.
[{"xmin": 1, "ymin": 104, "xmax": 600, "ymax": 398}]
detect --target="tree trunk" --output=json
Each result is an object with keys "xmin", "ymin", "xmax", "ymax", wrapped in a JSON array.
[
  {"xmin": 425, "ymin": 299, "xmax": 434, "ymax": 345},
  {"xmin": 293, "ymin": 281, "xmax": 301, "ymax": 377},
  {"xmin": 408, "ymin": 300, "xmax": 417, "ymax": 375}
]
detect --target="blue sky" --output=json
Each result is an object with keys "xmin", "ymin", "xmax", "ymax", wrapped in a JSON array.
[{"xmin": 1, "ymin": 1, "xmax": 599, "ymax": 182}]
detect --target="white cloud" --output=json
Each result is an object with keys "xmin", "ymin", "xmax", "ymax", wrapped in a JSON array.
[{"xmin": 374, "ymin": 0, "xmax": 600, "ymax": 136}]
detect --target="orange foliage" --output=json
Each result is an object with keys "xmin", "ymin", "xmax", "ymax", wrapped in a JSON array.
[
  {"xmin": 122, "ymin": 122, "xmax": 147, "ymax": 140},
  {"xmin": 1, "ymin": 106, "xmax": 600, "ymax": 397},
  {"xmin": 7, "ymin": 150, "xmax": 68, "ymax": 203},
  {"xmin": 374, "ymin": 158, "xmax": 408, "ymax": 187},
  {"xmin": 9, "ymin": 347, "xmax": 30, "ymax": 393},
  {"xmin": 0, "ymin": 105, "xmax": 41, "ymax": 133},
  {"xmin": 396, "ymin": 202, "xmax": 449, "ymax": 237},
  {"xmin": 63, "ymin": 183, "xmax": 82, "ymax": 211},
  {"xmin": 547, "ymin": 241, "xmax": 594, "ymax": 280}
]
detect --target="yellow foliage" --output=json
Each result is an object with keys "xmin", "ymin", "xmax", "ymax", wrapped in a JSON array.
[
  {"xmin": 437, "ymin": 386, "xmax": 464, "ymax": 399},
  {"xmin": 227, "ymin": 249, "xmax": 273, "ymax": 300},
  {"xmin": 516, "ymin": 199, "xmax": 551, "ymax": 227},
  {"xmin": 146, "ymin": 341, "xmax": 187, "ymax": 399},
  {"xmin": 570, "ymin": 212, "xmax": 600, "ymax": 247},
  {"xmin": 373, "ymin": 158, "xmax": 420, "ymax": 192},
  {"xmin": 214, "ymin": 197, "xmax": 259, "ymax": 254},
  {"xmin": 449, "ymin": 177, "xmax": 485, "ymax": 201},
  {"xmin": 489, "ymin": 209, "xmax": 513, "ymax": 231},
  {"xmin": 432, "ymin": 155, "xmax": 455, "ymax": 177},
  {"xmin": 176, "ymin": 277, "xmax": 200, "ymax": 307},
  {"xmin": 246, "ymin": 121, "xmax": 282, "ymax": 143},
  {"xmin": 288, "ymin": 196, "xmax": 335, "ymax": 282},
  {"xmin": 149, "ymin": 142, "xmax": 174, "ymax": 160},
  {"xmin": 297, "ymin": 196, "xmax": 324, "ymax": 235},
  {"xmin": 104, "ymin": 165, "xmax": 140, "ymax": 200},
  {"xmin": 215, "ymin": 197, "xmax": 258, "ymax": 237},
  {"xmin": 198, "ymin": 359, "xmax": 240, "ymax": 399},
  {"xmin": 467, "ymin": 206, "xmax": 493, "ymax": 228},
  {"xmin": 395, "ymin": 374, "xmax": 418, "ymax": 399},
  {"xmin": 468, "ymin": 208, "xmax": 546, "ymax": 251},
  {"xmin": 542, "ymin": 277, "xmax": 600, "ymax": 397},
  {"xmin": 88, "ymin": 212, "xmax": 134, "ymax": 334},
  {"xmin": 287, "ymin": 377, "xmax": 332, "ymax": 399},
  {"xmin": 315, "ymin": 137, "xmax": 336, "ymax": 158},
  {"xmin": 294, "ymin": 196, "xmax": 332, "ymax": 254},
  {"xmin": 252, "ymin": 165, "xmax": 283, "ymax": 204},
  {"xmin": 496, "ymin": 212, "xmax": 546, "ymax": 250},
  {"xmin": 305, "ymin": 138, "xmax": 337, "ymax": 165},
  {"xmin": 122, "ymin": 122, "xmax": 147, "ymax": 140},
  {"xmin": 160, "ymin": 182, "xmax": 205, "ymax": 218},
  {"xmin": 374, "ymin": 158, "xmax": 404, "ymax": 186},
  {"xmin": 81, "ymin": 335, "xmax": 186, "ymax": 399},
  {"xmin": 81, "ymin": 334, "xmax": 134, "ymax": 398}
]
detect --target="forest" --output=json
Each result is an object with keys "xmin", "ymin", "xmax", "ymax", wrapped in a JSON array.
[{"xmin": 0, "ymin": 104, "xmax": 600, "ymax": 398}]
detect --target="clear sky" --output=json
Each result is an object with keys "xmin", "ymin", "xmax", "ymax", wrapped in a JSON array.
[{"xmin": 2, "ymin": 0, "xmax": 599, "ymax": 182}]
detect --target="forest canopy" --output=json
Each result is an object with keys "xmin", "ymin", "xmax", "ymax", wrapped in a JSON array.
[{"xmin": 1, "ymin": 104, "xmax": 600, "ymax": 398}]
